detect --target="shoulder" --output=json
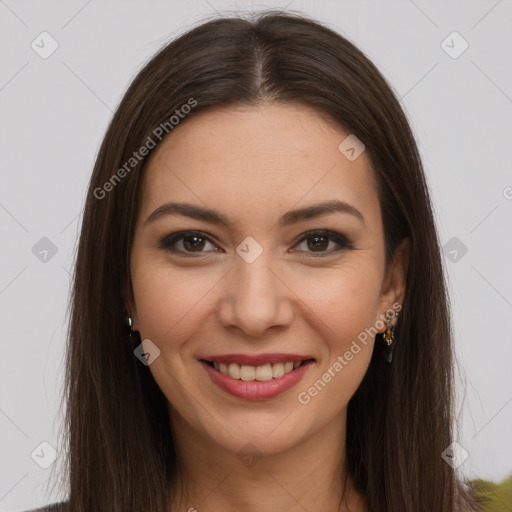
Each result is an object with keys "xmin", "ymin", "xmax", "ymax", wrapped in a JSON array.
[
  {"xmin": 23, "ymin": 502, "xmax": 67, "ymax": 512},
  {"xmin": 468, "ymin": 473, "xmax": 512, "ymax": 511}
]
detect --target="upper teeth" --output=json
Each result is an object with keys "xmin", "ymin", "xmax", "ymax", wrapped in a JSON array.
[{"xmin": 213, "ymin": 361, "xmax": 303, "ymax": 381}]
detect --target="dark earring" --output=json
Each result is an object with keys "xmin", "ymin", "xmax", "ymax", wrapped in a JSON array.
[
  {"xmin": 382, "ymin": 312, "xmax": 397, "ymax": 363},
  {"xmin": 126, "ymin": 316, "xmax": 141, "ymax": 344}
]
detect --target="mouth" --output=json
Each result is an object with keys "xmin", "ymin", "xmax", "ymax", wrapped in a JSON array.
[
  {"xmin": 200, "ymin": 358, "xmax": 315, "ymax": 382},
  {"xmin": 199, "ymin": 356, "xmax": 316, "ymax": 400}
]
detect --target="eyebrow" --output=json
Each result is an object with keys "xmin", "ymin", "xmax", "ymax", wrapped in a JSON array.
[{"xmin": 144, "ymin": 199, "xmax": 365, "ymax": 228}]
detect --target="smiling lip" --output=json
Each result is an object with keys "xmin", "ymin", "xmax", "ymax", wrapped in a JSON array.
[
  {"xmin": 199, "ymin": 353, "xmax": 314, "ymax": 366},
  {"xmin": 199, "ymin": 355, "xmax": 315, "ymax": 400}
]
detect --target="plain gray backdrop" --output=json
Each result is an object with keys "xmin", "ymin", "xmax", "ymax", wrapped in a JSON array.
[{"xmin": 1, "ymin": 0, "xmax": 511, "ymax": 510}]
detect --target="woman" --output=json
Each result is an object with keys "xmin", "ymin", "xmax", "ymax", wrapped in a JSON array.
[{"xmin": 26, "ymin": 10, "xmax": 508, "ymax": 512}]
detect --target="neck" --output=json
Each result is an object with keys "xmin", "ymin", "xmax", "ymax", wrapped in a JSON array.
[{"xmin": 167, "ymin": 407, "xmax": 367, "ymax": 512}]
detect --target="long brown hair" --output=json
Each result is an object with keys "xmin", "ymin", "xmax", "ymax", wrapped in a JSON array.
[{"xmin": 50, "ymin": 10, "xmax": 480, "ymax": 512}]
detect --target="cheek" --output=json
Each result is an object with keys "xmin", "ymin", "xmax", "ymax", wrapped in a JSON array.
[
  {"xmin": 130, "ymin": 261, "xmax": 219, "ymax": 409},
  {"xmin": 298, "ymin": 258, "xmax": 383, "ymax": 337},
  {"xmin": 130, "ymin": 258, "xmax": 219, "ymax": 345},
  {"xmin": 293, "ymin": 262, "xmax": 381, "ymax": 401},
  {"xmin": 132, "ymin": 250, "xmax": 383, "ymax": 349}
]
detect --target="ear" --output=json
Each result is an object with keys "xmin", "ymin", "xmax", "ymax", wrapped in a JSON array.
[{"xmin": 376, "ymin": 238, "xmax": 409, "ymax": 332}]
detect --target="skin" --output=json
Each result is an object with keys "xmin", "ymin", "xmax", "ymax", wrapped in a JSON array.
[{"xmin": 126, "ymin": 103, "xmax": 408, "ymax": 512}]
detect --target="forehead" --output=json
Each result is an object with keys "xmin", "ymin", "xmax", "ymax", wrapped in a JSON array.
[{"xmin": 138, "ymin": 103, "xmax": 379, "ymax": 225}]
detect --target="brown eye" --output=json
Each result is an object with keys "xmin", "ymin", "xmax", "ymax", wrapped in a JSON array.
[
  {"xmin": 159, "ymin": 229, "xmax": 353, "ymax": 258},
  {"xmin": 181, "ymin": 235, "xmax": 207, "ymax": 252},
  {"xmin": 159, "ymin": 231, "xmax": 218, "ymax": 255},
  {"xmin": 292, "ymin": 230, "xmax": 353, "ymax": 256},
  {"xmin": 305, "ymin": 235, "xmax": 330, "ymax": 252}
]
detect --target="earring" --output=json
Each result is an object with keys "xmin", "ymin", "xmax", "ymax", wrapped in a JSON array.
[
  {"xmin": 382, "ymin": 312, "xmax": 398, "ymax": 363},
  {"xmin": 126, "ymin": 316, "xmax": 140, "ymax": 344}
]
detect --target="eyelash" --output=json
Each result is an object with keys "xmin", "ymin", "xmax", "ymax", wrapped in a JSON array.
[{"xmin": 158, "ymin": 229, "xmax": 354, "ymax": 257}]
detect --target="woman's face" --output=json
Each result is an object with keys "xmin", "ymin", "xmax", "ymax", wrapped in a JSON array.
[{"xmin": 128, "ymin": 103, "xmax": 407, "ymax": 457}]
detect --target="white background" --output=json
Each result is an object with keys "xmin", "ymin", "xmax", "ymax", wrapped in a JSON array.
[{"xmin": 0, "ymin": 1, "xmax": 511, "ymax": 510}]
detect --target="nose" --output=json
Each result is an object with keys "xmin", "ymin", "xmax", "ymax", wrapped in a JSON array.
[{"xmin": 216, "ymin": 247, "xmax": 295, "ymax": 339}]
